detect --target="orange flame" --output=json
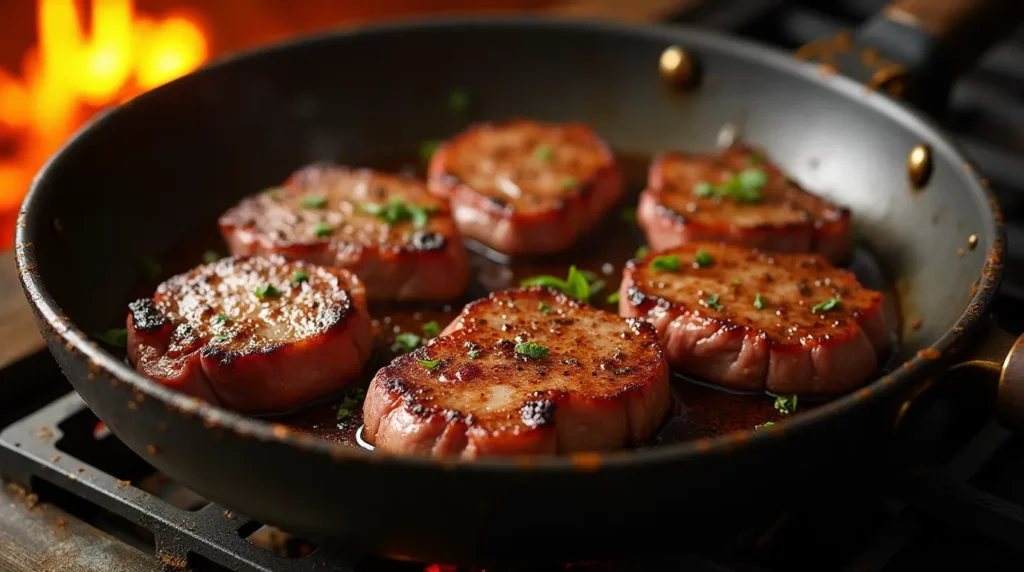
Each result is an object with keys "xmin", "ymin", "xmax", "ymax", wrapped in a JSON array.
[{"xmin": 0, "ymin": 0, "xmax": 210, "ymax": 247}]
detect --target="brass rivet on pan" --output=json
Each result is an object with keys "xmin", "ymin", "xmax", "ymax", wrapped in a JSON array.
[
  {"xmin": 907, "ymin": 144, "xmax": 932, "ymax": 189},
  {"xmin": 659, "ymin": 45, "xmax": 696, "ymax": 88},
  {"xmin": 968, "ymin": 234, "xmax": 979, "ymax": 250}
]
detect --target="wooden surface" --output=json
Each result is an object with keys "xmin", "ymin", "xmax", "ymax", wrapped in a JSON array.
[
  {"xmin": 0, "ymin": 484, "xmax": 158, "ymax": 572},
  {"xmin": 0, "ymin": 250, "xmax": 42, "ymax": 370}
]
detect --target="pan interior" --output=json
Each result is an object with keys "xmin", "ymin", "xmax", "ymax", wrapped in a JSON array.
[{"xmin": 20, "ymin": 18, "xmax": 997, "ymax": 454}]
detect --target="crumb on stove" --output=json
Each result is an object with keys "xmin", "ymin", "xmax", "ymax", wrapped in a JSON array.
[
  {"xmin": 911, "ymin": 318, "xmax": 923, "ymax": 331},
  {"xmin": 116, "ymin": 480, "xmax": 131, "ymax": 488},
  {"xmin": 36, "ymin": 426, "xmax": 54, "ymax": 440},
  {"xmin": 56, "ymin": 517, "xmax": 67, "ymax": 529},
  {"xmin": 146, "ymin": 444, "xmax": 158, "ymax": 455},
  {"xmin": 51, "ymin": 455, "xmax": 61, "ymax": 463}
]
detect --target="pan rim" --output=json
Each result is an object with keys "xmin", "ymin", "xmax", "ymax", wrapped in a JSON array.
[{"xmin": 14, "ymin": 15, "xmax": 1005, "ymax": 472}]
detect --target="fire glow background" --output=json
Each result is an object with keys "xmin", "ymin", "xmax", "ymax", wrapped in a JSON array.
[{"xmin": 0, "ymin": 0, "xmax": 558, "ymax": 250}]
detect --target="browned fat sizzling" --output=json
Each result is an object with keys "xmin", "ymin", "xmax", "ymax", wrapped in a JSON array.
[
  {"xmin": 218, "ymin": 164, "xmax": 454, "ymax": 256},
  {"xmin": 624, "ymin": 243, "xmax": 883, "ymax": 349},
  {"xmin": 374, "ymin": 288, "xmax": 665, "ymax": 430},
  {"xmin": 429, "ymin": 119, "xmax": 617, "ymax": 214},
  {"xmin": 130, "ymin": 255, "xmax": 362, "ymax": 358},
  {"xmin": 647, "ymin": 145, "xmax": 848, "ymax": 235}
]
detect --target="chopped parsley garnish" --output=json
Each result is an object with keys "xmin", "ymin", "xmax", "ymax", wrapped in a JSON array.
[
  {"xmin": 96, "ymin": 329, "xmax": 127, "ymax": 348},
  {"xmin": 520, "ymin": 265, "xmax": 597, "ymax": 302},
  {"xmin": 359, "ymin": 197, "xmax": 437, "ymax": 229},
  {"xmin": 634, "ymin": 246, "xmax": 651, "ymax": 260},
  {"xmin": 140, "ymin": 257, "xmax": 162, "ymax": 281},
  {"xmin": 468, "ymin": 349, "xmax": 481, "ymax": 359},
  {"xmin": 533, "ymin": 144, "xmax": 554, "ymax": 161},
  {"xmin": 264, "ymin": 187, "xmax": 280, "ymax": 200},
  {"xmin": 211, "ymin": 334, "xmax": 231, "ymax": 344},
  {"xmin": 754, "ymin": 421, "xmax": 775, "ymax": 431},
  {"xmin": 694, "ymin": 250, "xmax": 714, "ymax": 267},
  {"xmin": 651, "ymin": 255, "xmax": 681, "ymax": 272},
  {"xmin": 254, "ymin": 284, "xmax": 281, "ymax": 298},
  {"xmin": 393, "ymin": 332, "xmax": 422, "ymax": 353},
  {"xmin": 562, "ymin": 176, "xmax": 579, "ymax": 190},
  {"xmin": 291, "ymin": 269, "xmax": 308, "ymax": 284},
  {"xmin": 748, "ymin": 151, "xmax": 765, "ymax": 165},
  {"xmin": 538, "ymin": 302, "xmax": 553, "ymax": 315},
  {"xmin": 705, "ymin": 293, "xmax": 724, "ymax": 311},
  {"xmin": 422, "ymin": 321, "xmax": 441, "ymax": 338},
  {"xmin": 419, "ymin": 139, "xmax": 442, "ymax": 163},
  {"xmin": 607, "ymin": 291, "xmax": 620, "ymax": 304},
  {"xmin": 579, "ymin": 270, "xmax": 605, "ymax": 297},
  {"xmin": 448, "ymin": 87, "xmax": 470, "ymax": 113},
  {"xmin": 753, "ymin": 293, "xmax": 766, "ymax": 310},
  {"xmin": 691, "ymin": 168, "xmax": 768, "ymax": 203},
  {"xmin": 731, "ymin": 278, "xmax": 742, "ymax": 286},
  {"xmin": 336, "ymin": 387, "xmax": 367, "ymax": 422},
  {"xmin": 515, "ymin": 342, "xmax": 550, "ymax": 359},
  {"xmin": 419, "ymin": 358, "xmax": 441, "ymax": 369},
  {"xmin": 202, "ymin": 250, "xmax": 220, "ymax": 264},
  {"xmin": 313, "ymin": 222, "xmax": 334, "ymax": 237},
  {"xmin": 301, "ymin": 194, "xmax": 327, "ymax": 209},
  {"xmin": 811, "ymin": 298, "xmax": 841, "ymax": 313},
  {"xmin": 621, "ymin": 207, "xmax": 637, "ymax": 225},
  {"xmin": 212, "ymin": 314, "xmax": 232, "ymax": 326},
  {"xmin": 774, "ymin": 395, "xmax": 798, "ymax": 414}
]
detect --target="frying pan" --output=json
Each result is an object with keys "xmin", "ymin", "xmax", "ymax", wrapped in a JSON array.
[{"xmin": 14, "ymin": 0, "xmax": 1024, "ymax": 565}]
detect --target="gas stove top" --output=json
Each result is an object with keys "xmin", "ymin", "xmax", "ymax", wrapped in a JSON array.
[{"xmin": 3, "ymin": 1, "xmax": 1024, "ymax": 570}]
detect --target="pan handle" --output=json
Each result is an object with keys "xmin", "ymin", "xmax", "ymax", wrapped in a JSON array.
[
  {"xmin": 797, "ymin": 0, "xmax": 1024, "ymax": 114},
  {"xmin": 938, "ymin": 320, "xmax": 1024, "ymax": 432}
]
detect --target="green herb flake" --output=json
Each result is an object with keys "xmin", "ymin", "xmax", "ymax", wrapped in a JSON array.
[
  {"xmin": 139, "ymin": 257, "xmax": 162, "ymax": 281},
  {"xmin": 651, "ymin": 255, "xmax": 681, "ymax": 272},
  {"xmin": 291, "ymin": 269, "xmax": 309, "ymax": 284},
  {"xmin": 393, "ymin": 332, "xmax": 422, "ymax": 353},
  {"xmin": 538, "ymin": 302, "xmax": 553, "ymax": 315},
  {"xmin": 731, "ymin": 278, "xmax": 742, "ymax": 286},
  {"xmin": 693, "ymin": 181, "xmax": 715, "ymax": 198},
  {"xmin": 313, "ymin": 222, "xmax": 334, "ymax": 237},
  {"xmin": 607, "ymin": 291, "xmax": 620, "ymax": 304},
  {"xmin": 336, "ymin": 387, "xmax": 367, "ymax": 422},
  {"xmin": 211, "ymin": 334, "xmax": 231, "ymax": 344},
  {"xmin": 774, "ymin": 395, "xmax": 798, "ymax": 414},
  {"xmin": 533, "ymin": 144, "xmax": 554, "ymax": 161},
  {"xmin": 468, "ymin": 349, "xmax": 481, "ymax": 359},
  {"xmin": 264, "ymin": 187, "xmax": 280, "ymax": 201},
  {"xmin": 705, "ymin": 293, "xmax": 724, "ymax": 311},
  {"xmin": 621, "ymin": 207, "xmax": 637, "ymax": 225},
  {"xmin": 520, "ymin": 265, "xmax": 597, "ymax": 302},
  {"xmin": 634, "ymin": 246, "xmax": 651, "ymax": 260},
  {"xmin": 422, "ymin": 321, "xmax": 441, "ymax": 338},
  {"xmin": 754, "ymin": 421, "xmax": 776, "ymax": 431},
  {"xmin": 748, "ymin": 151, "xmax": 765, "ymax": 165},
  {"xmin": 561, "ymin": 176, "xmax": 579, "ymax": 190},
  {"xmin": 515, "ymin": 342, "xmax": 550, "ymax": 359},
  {"xmin": 419, "ymin": 358, "xmax": 441, "ymax": 369},
  {"xmin": 359, "ymin": 197, "xmax": 436, "ymax": 229},
  {"xmin": 448, "ymin": 87, "xmax": 470, "ymax": 113},
  {"xmin": 811, "ymin": 298, "xmax": 841, "ymax": 313},
  {"xmin": 254, "ymin": 284, "xmax": 282, "ymax": 299},
  {"xmin": 96, "ymin": 328, "xmax": 127, "ymax": 348},
  {"xmin": 301, "ymin": 194, "xmax": 327, "ymax": 209},
  {"xmin": 753, "ymin": 293, "xmax": 766, "ymax": 310},
  {"xmin": 202, "ymin": 250, "xmax": 220, "ymax": 264},
  {"xmin": 419, "ymin": 139, "xmax": 442, "ymax": 163},
  {"xmin": 694, "ymin": 250, "xmax": 714, "ymax": 267},
  {"xmin": 212, "ymin": 314, "xmax": 232, "ymax": 326}
]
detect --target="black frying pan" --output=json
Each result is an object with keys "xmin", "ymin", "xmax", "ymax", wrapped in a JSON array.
[{"xmin": 14, "ymin": 0, "xmax": 1024, "ymax": 565}]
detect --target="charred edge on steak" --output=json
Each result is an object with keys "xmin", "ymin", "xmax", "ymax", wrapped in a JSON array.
[
  {"xmin": 409, "ymin": 231, "xmax": 448, "ymax": 252},
  {"xmin": 519, "ymin": 399, "xmax": 556, "ymax": 428},
  {"xmin": 128, "ymin": 298, "xmax": 168, "ymax": 332}
]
